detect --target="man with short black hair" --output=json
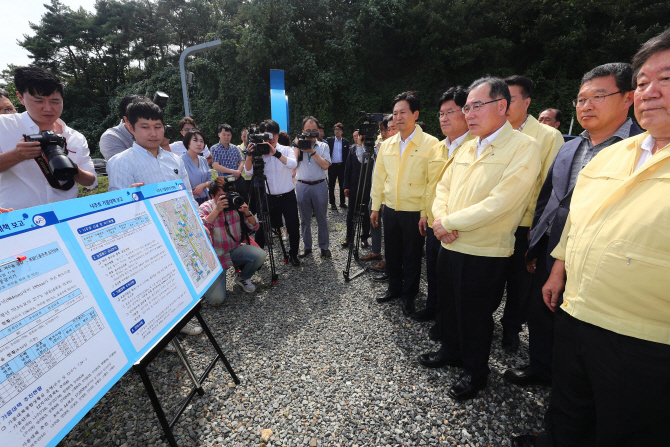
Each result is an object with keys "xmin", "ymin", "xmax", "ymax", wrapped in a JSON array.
[
  {"xmin": 244, "ymin": 119, "xmax": 301, "ymax": 266},
  {"xmin": 211, "ymin": 123, "xmax": 245, "ymax": 196},
  {"xmin": 411, "ymin": 86, "xmax": 474, "ymax": 323},
  {"xmin": 370, "ymin": 91, "xmax": 439, "ymax": 315},
  {"xmin": 419, "ymin": 77, "xmax": 541, "ymax": 401},
  {"xmin": 169, "ymin": 117, "xmax": 212, "ymax": 163},
  {"xmin": 0, "ymin": 66, "xmax": 97, "ymax": 211},
  {"xmin": 505, "ymin": 62, "xmax": 641, "ymax": 389},
  {"xmin": 99, "ymin": 94, "xmax": 147, "ymax": 160},
  {"xmin": 538, "ymin": 108, "xmax": 561, "ymax": 129},
  {"xmin": 295, "ymin": 116, "xmax": 332, "ymax": 258},
  {"xmin": 327, "ymin": 122, "xmax": 350, "ymax": 211},
  {"xmin": 512, "ymin": 30, "xmax": 670, "ymax": 447},
  {"xmin": 498, "ymin": 75, "xmax": 564, "ymax": 353}
]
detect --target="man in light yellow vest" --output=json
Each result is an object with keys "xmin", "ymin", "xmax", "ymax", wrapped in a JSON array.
[{"xmin": 512, "ymin": 28, "xmax": 670, "ymax": 447}]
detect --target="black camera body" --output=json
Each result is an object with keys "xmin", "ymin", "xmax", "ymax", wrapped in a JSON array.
[
  {"xmin": 25, "ymin": 130, "xmax": 78, "ymax": 181},
  {"xmin": 163, "ymin": 124, "xmax": 177, "ymax": 141},
  {"xmin": 296, "ymin": 132, "xmax": 318, "ymax": 151},
  {"xmin": 221, "ymin": 176, "xmax": 244, "ymax": 211},
  {"xmin": 153, "ymin": 91, "xmax": 169, "ymax": 110},
  {"xmin": 358, "ymin": 111, "xmax": 384, "ymax": 150},
  {"xmin": 243, "ymin": 125, "xmax": 274, "ymax": 177}
]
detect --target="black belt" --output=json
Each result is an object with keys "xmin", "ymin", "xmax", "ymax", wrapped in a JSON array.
[
  {"xmin": 298, "ymin": 179, "xmax": 325, "ymax": 185},
  {"xmin": 269, "ymin": 191, "xmax": 293, "ymax": 198}
]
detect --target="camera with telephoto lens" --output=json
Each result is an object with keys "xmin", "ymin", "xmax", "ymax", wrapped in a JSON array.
[
  {"xmin": 163, "ymin": 124, "xmax": 177, "ymax": 140},
  {"xmin": 221, "ymin": 175, "xmax": 244, "ymax": 211},
  {"xmin": 25, "ymin": 130, "xmax": 78, "ymax": 181},
  {"xmin": 358, "ymin": 111, "xmax": 384, "ymax": 150},
  {"xmin": 296, "ymin": 132, "xmax": 318, "ymax": 151}
]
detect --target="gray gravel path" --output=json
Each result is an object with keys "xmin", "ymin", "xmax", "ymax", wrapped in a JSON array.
[{"xmin": 59, "ymin": 197, "xmax": 549, "ymax": 447}]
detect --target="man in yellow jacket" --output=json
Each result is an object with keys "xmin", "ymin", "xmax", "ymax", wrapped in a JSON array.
[
  {"xmin": 410, "ymin": 86, "xmax": 474, "ymax": 324},
  {"xmin": 512, "ymin": 29, "xmax": 670, "ymax": 447},
  {"xmin": 499, "ymin": 75, "xmax": 564, "ymax": 353},
  {"xmin": 370, "ymin": 91, "xmax": 438, "ymax": 315},
  {"xmin": 418, "ymin": 77, "xmax": 541, "ymax": 401}
]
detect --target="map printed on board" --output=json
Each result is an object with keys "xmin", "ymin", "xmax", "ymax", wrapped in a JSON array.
[{"xmin": 150, "ymin": 195, "xmax": 218, "ymax": 293}]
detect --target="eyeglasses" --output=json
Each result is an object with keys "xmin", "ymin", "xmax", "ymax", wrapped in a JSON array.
[
  {"xmin": 1, "ymin": 107, "xmax": 17, "ymax": 114},
  {"xmin": 572, "ymin": 91, "xmax": 622, "ymax": 108},
  {"xmin": 462, "ymin": 99, "xmax": 502, "ymax": 114},
  {"xmin": 437, "ymin": 110, "xmax": 462, "ymax": 119}
]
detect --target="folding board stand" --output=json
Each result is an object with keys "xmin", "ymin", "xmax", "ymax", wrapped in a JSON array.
[{"xmin": 133, "ymin": 300, "xmax": 240, "ymax": 447}]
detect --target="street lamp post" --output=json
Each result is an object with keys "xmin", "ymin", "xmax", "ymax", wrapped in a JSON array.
[{"xmin": 179, "ymin": 40, "xmax": 222, "ymax": 117}]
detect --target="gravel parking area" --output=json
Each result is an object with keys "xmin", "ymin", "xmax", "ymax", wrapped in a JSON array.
[{"xmin": 60, "ymin": 197, "xmax": 549, "ymax": 447}]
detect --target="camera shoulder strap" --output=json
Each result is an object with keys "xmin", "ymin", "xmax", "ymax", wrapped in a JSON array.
[{"xmin": 33, "ymin": 154, "xmax": 75, "ymax": 191}]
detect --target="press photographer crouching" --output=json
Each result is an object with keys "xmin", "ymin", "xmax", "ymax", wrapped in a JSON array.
[
  {"xmin": 0, "ymin": 66, "xmax": 97, "ymax": 211},
  {"xmin": 199, "ymin": 177, "xmax": 266, "ymax": 303}
]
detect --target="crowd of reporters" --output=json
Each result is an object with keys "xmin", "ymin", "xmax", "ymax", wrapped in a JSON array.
[{"xmin": 2, "ymin": 26, "xmax": 670, "ymax": 446}]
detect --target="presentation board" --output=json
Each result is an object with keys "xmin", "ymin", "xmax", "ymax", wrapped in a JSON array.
[{"xmin": 0, "ymin": 180, "xmax": 221, "ymax": 447}]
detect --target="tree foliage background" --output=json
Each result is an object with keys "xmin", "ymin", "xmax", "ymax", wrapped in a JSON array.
[{"xmin": 3, "ymin": 0, "xmax": 669, "ymax": 156}]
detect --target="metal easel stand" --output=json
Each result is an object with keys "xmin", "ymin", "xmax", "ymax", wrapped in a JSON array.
[{"xmin": 133, "ymin": 300, "xmax": 240, "ymax": 447}]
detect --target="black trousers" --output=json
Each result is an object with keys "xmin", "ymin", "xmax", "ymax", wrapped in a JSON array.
[
  {"xmin": 424, "ymin": 227, "xmax": 440, "ymax": 314},
  {"xmin": 383, "ymin": 207, "xmax": 424, "ymax": 301},
  {"xmin": 527, "ymin": 235, "xmax": 555, "ymax": 381},
  {"xmin": 538, "ymin": 310, "xmax": 670, "ymax": 447},
  {"xmin": 328, "ymin": 163, "xmax": 345, "ymax": 206},
  {"xmin": 501, "ymin": 226, "xmax": 533, "ymax": 334},
  {"xmin": 345, "ymin": 187, "xmax": 370, "ymax": 241},
  {"xmin": 437, "ymin": 249, "xmax": 507, "ymax": 379},
  {"xmin": 253, "ymin": 189, "xmax": 300, "ymax": 258}
]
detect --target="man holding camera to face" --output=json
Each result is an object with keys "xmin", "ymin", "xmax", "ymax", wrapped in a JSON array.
[
  {"xmin": 0, "ymin": 66, "xmax": 97, "ymax": 211},
  {"xmin": 199, "ymin": 177, "xmax": 266, "ymax": 303},
  {"xmin": 294, "ymin": 116, "xmax": 332, "ymax": 258},
  {"xmin": 244, "ymin": 119, "xmax": 301, "ymax": 266}
]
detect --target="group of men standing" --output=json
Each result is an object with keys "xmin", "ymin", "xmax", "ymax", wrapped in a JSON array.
[{"xmin": 367, "ymin": 29, "xmax": 670, "ymax": 447}]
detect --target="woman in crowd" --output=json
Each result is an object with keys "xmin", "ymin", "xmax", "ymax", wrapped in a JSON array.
[{"xmin": 181, "ymin": 129, "xmax": 212, "ymax": 205}]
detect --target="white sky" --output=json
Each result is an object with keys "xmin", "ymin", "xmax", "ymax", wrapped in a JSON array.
[{"xmin": 1, "ymin": 0, "xmax": 98, "ymax": 73}]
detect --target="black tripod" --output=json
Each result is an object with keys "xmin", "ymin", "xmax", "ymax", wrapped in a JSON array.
[
  {"xmin": 343, "ymin": 142, "xmax": 376, "ymax": 281},
  {"xmin": 248, "ymin": 173, "xmax": 288, "ymax": 285}
]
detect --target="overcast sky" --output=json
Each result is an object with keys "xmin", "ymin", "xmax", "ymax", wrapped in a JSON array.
[{"xmin": 2, "ymin": 0, "xmax": 98, "ymax": 74}]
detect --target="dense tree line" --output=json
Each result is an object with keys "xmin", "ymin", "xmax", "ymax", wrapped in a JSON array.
[{"xmin": 3, "ymin": 0, "xmax": 669, "ymax": 156}]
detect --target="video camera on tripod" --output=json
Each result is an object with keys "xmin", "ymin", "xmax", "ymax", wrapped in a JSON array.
[
  {"xmin": 357, "ymin": 111, "xmax": 384, "ymax": 151},
  {"xmin": 242, "ymin": 125, "xmax": 274, "ymax": 177}
]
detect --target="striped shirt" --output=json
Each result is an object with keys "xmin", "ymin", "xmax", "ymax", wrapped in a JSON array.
[{"xmin": 199, "ymin": 199, "xmax": 259, "ymax": 268}]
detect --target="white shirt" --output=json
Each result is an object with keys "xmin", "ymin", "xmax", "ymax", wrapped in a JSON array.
[
  {"xmin": 446, "ymin": 131, "xmax": 470, "ymax": 158},
  {"xmin": 635, "ymin": 134, "xmax": 655, "ymax": 172},
  {"xmin": 476, "ymin": 123, "xmax": 505, "ymax": 158},
  {"xmin": 332, "ymin": 137, "xmax": 343, "ymax": 163},
  {"xmin": 244, "ymin": 143, "xmax": 298, "ymax": 195},
  {"xmin": 295, "ymin": 141, "xmax": 331, "ymax": 181},
  {"xmin": 169, "ymin": 141, "xmax": 211, "ymax": 159},
  {"xmin": 399, "ymin": 126, "xmax": 417, "ymax": 157},
  {"xmin": 0, "ymin": 112, "xmax": 98, "ymax": 210},
  {"xmin": 107, "ymin": 143, "xmax": 194, "ymax": 202}
]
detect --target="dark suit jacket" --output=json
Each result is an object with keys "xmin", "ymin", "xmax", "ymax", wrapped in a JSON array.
[
  {"xmin": 527, "ymin": 122, "xmax": 644, "ymax": 272},
  {"xmin": 343, "ymin": 146, "xmax": 373, "ymax": 198},
  {"xmin": 326, "ymin": 137, "xmax": 350, "ymax": 164}
]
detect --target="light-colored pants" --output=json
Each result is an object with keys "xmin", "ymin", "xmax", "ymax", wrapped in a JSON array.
[
  {"xmin": 295, "ymin": 180, "xmax": 329, "ymax": 250},
  {"xmin": 206, "ymin": 244, "xmax": 266, "ymax": 305}
]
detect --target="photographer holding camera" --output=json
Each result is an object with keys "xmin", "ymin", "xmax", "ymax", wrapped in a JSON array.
[
  {"xmin": 199, "ymin": 177, "xmax": 266, "ymax": 302},
  {"xmin": 244, "ymin": 119, "xmax": 301, "ymax": 266},
  {"xmin": 0, "ymin": 66, "xmax": 97, "ymax": 211},
  {"xmin": 294, "ymin": 116, "xmax": 332, "ymax": 258}
]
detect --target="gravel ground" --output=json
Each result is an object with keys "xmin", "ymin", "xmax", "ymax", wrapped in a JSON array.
[{"xmin": 59, "ymin": 194, "xmax": 550, "ymax": 447}]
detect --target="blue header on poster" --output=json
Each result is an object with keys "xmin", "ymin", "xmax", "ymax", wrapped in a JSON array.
[{"xmin": 0, "ymin": 205, "xmax": 58, "ymax": 240}]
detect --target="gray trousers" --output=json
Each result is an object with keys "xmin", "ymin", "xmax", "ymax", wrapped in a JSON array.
[{"xmin": 296, "ymin": 180, "xmax": 329, "ymax": 249}]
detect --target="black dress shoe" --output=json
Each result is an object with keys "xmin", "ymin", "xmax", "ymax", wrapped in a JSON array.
[
  {"xmin": 402, "ymin": 300, "xmax": 415, "ymax": 316},
  {"xmin": 298, "ymin": 249, "xmax": 312, "ymax": 258},
  {"xmin": 320, "ymin": 249, "xmax": 331, "ymax": 258},
  {"xmin": 417, "ymin": 351, "xmax": 463, "ymax": 368},
  {"xmin": 341, "ymin": 238, "xmax": 350, "ymax": 248},
  {"xmin": 428, "ymin": 323, "xmax": 440, "ymax": 341},
  {"xmin": 510, "ymin": 435, "xmax": 537, "ymax": 447},
  {"xmin": 339, "ymin": 203, "xmax": 347, "ymax": 208},
  {"xmin": 503, "ymin": 365, "xmax": 551, "ymax": 387},
  {"xmin": 410, "ymin": 308, "xmax": 435, "ymax": 322},
  {"xmin": 330, "ymin": 204, "xmax": 338, "ymax": 211},
  {"xmin": 448, "ymin": 374, "xmax": 487, "ymax": 401},
  {"xmin": 360, "ymin": 239, "xmax": 369, "ymax": 248},
  {"xmin": 373, "ymin": 273, "xmax": 389, "ymax": 282},
  {"xmin": 376, "ymin": 290, "xmax": 400, "ymax": 303},
  {"xmin": 289, "ymin": 255, "xmax": 300, "ymax": 267},
  {"xmin": 502, "ymin": 329, "xmax": 520, "ymax": 353}
]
